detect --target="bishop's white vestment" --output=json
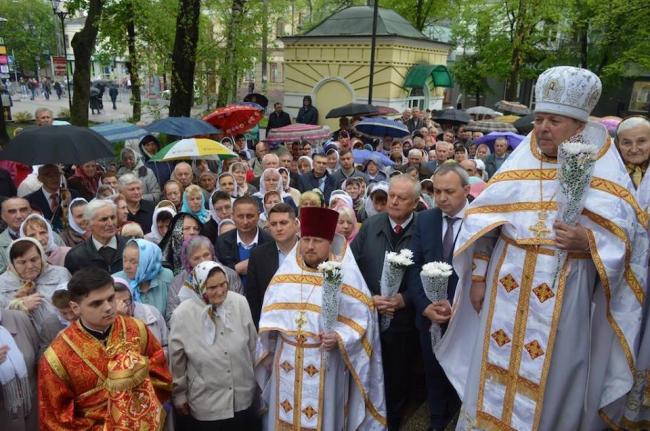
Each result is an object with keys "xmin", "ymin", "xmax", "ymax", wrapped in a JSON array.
[{"xmin": 436, "ymin": 122, "xmax": 649, "ymax": 431}]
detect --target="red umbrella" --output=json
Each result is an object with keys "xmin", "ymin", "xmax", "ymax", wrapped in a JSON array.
[
  {"xmin": 203, "ymin": 104, "xmax": 263, "ymax": 136},
  {"xmin": 265, "ymin": 123, "xmax": 332, "ymax": 142}
]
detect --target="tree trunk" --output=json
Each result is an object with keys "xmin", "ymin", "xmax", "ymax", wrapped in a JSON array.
[
  {"xmin": 216, "ymin": 0, "xmax": 246, "ymax": 107},
  {"xmin": 70, "ymin": 0, "xmax": 103, "ymax": 126},
  {"xmin": 126, "ymin": 5, "xmax": 141, "ymax": 122},
  {"xmin": 169, "ymin": 0, "xmax": 201, "ymax": 117},
  {"xmin": 505, "ymin": 0, "xmax": 527, "ymax": 101},
  {"xmin": 260, "ymin": 0, "xmax": 268, "ymax": 94}
]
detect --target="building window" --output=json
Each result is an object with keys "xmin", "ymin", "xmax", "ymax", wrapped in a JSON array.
[
  {"xmin": 270, "ymin": 62, "xmax": 282, "ymax": 83},
  {"xmin": 629, "ymin": 81, "xmax": 650, "ymax": 113},
  {"xmin": 407, "ymin": 86, "xmax": 426, "ymax": 110},
  {"xmin": 276, "ymin": 19, "xmax": 285, "ymax": 37}
]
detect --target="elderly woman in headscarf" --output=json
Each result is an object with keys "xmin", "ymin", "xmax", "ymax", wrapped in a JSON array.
[
  {"xmin": 19, "ymin": 214, "xmax": 70, "ymax": 267},
  {"xmin": 252, "ymin": 168, "xmax": 297, "ymax": 213},
  {"xmin": 0, "ymin": 307, "xmax": 39, "ymax": 431},
  {"xmin": 363, "ymin": 158, "xmax": 388, "ymax": 184},
  {"xmin": 67, "ymin": 160, "xmax": 101, "ymax": 200},
  {"xmin": 0, "ymin": 238, "xmax": 70, "ymax": 340},
  {"xmin": 229, "ymin": 162, "xmax": 257, "ymax": 197},
  {"xmin": 138, "ymin": 134, "xmax": 174, "ymax": 186},
  {"xmin": 361, "ymin": 182, "xmax": 389, "ymax": 220},
  {"xmin": 278, "ymin": 167, "xmax": 301, "ymax": 206},
  {"xmin": 171, "ymin": 235, "xmax": 243, "ymax": 302},
  {"xmin": 169, "ymin": 261, "xmax": 257, "ymax": 429},
  {"xmin": 159, "ymin": 212, "xmax": 203, "ymax": 275},
  {"xmin": 181, "ymin": 184, "xmax": 211, "ymax": 224},
  {"xmin": 297, "ymin": 155, "xmax": 313, "ymax": 175},
  {"xmin": 60, "ymin": 198, "xmax": 88, "ymax": 247},
  {"xmin": 113, "ymin": 238, "xmax": 178, "ymax": 323},
  {"xmin": 144, "ymin": 205, "xmax": 176, "ymax": 244},
  {"xmin": 117, "ymin": 147, "xmax": 162, "ymax": 201}
]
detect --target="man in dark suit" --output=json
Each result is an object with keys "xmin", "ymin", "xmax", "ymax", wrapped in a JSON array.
[
  {"xmin": 266, "ymin": 102, "xmax": 291, "ymax": 134},
  {"xmin": 247, "ymin": 203, "xmax": 299, "ymax": 327},
  {"xmin": 65, "ymin": 199, "xmax": 127, "ymax": 274},
  {"xmin": 406, "ymin": 163, "xmax": 470, "ymax": 431},
  {"xmin": 484, "ymin": 137, "xmax": 511, "ymax": 178},
  {"xmin": 118, "ymin": 173, "xmax": 155, "ymax": 234},
  {"xmin": 216, "ymin": 196, "xmax": 271, "ymax": 288},
  {"xmin": 351, "ymin": 174, "xmax": 420, "ymax": 431},
  {"xmin": 296, "ymin": 153, "xmax": 337, "ymax": 202},
  {"xmin": 26, "ymin": 164, "xmax": 78, "ymax": 232}
]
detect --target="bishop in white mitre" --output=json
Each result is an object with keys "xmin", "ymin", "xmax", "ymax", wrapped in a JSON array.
[
  {"xmin": 255, "ymin": 206, "xmax": 387, "ymax": 430},
  {"xmin": 435, "ymin": 66, "xmax": 649, "ymax": 431}
]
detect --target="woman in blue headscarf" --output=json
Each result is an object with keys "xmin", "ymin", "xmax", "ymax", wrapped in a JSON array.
[
  {"xmin": 180, "ymin": 184, "xmax": 211, "ymax": 223},
  {"xmin": 113, "ymin": 239, "xmax": 178, "ymax": 323}
]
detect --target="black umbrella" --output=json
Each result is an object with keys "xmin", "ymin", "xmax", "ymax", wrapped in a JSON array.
[
  {"xmin": 0, "ymin": 125, "xmax": 114, "ymax": 165},
  {"xmin": 145, "ymin": 117, "xmax": 220, "ymax": 138},
  {"xmin": 243, "ymin": 93, "xmax": 268, "ymax": 108},
  {"xmin": 326, "ymin": 103, "xmax": 378, "ymax": 119},
  {"xmin": 431, "ymin": 109, "xmax": 471, "ymax": 124},
  {"xmin": 514, "ymin": 113, "xmax": 535, "ymax": 134}
]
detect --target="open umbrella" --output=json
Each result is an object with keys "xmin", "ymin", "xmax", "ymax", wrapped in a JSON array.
[
  {"xmin": 326, "ymin": 103, "xmax": 378, "ymax": 119},
  {"xmin": 498, "ymin": 115, "xmax": 521, "ymax": 124},
  {"xmin": 91, "ymin": 122, "xmax": 148, "ymax": 143},
  {"xmin": 146, "ymin": 117, "xmax": 220, "ymax": 137},
  {"xmin": 0, "ymin": 125, "xmax": 114, "ymax": 165},
  {"xmin": 465, "ymin": 106, "xmax": 499, "ymax": 117},
  {"xmin": 465, "ymin": 120, "xmax": 518, "ymax": 133},
  {"xmin": 372, "ymin": 105, "xmax": 400, "ymax": 116},
  {"xmin": 243, "ymin": 93, "xmax": 268, "ymax": 108},
  {"xmin": 599, "ymin": 116, "xmax": 623, "ymax": 135},
  {"xmin": 265, "ymin": 123, "xmax": 332, "ymax": 142},
  {"xmin": 203, "ymin": 104, "xmax": 264, "ymax": 136},
  {"xmin": 495, "ymin": 100, "xmax": 530, "ymax": 115},
  {"xmin": 432, "ymin": 109, "xmax": 471, "ymax": 124},
  {"xmin": 474, "ymin": 131, "xmax": 525, "ymax": 152},
  {"xmin": 352, "ymin": 149, "xmax": 395, "ymax": 167},
  {"xmin": 151, "ymin": 138, "xmax": 237, "ymax": 162},
  {"xmin": 514, "ymin": 114, "xmax": 535, "ymax": 134},
  {"xmin": 354, "ymin": 117, "xmax": 410, "ymax": 139}
]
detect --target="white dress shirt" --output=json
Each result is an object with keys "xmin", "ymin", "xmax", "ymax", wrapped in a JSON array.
[{"xmin": 441, "ymin": 200, "xmax": 468, "ymax": 239}]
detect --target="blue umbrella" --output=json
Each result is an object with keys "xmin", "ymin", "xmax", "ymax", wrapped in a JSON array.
[
  {"xmin": 354, "ymin": 117, "xmax": 410, "ymax": 139},
  {"xmin": 145, "ymin": 117, "xmax": 220, "ymax": 137},
  {"xmin": 91, "ymin": 122, "xmax": 148, "ymax": 143},
  {"xmin": 352, "ymin": 149, "xmax": 395, "ymax": 167},
  {"xmin": 474, "ymin": 131, "xmax": 525, "ymax": 151}
]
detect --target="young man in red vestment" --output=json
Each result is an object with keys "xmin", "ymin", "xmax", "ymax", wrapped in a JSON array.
[{"xmin": 38, "ymin": 267, "xmax": 172, "ymax": 430}]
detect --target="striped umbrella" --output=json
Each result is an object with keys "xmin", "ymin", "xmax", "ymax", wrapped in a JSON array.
[
  {"xmin": 91, "ymin": 122, "xmax": 148, "ymax": 143},
  {"xmin": 465, "ymin": 120, "xmax": 518, "ymax": 133},
  {"xmin": 265, "ymin": 123, "xmax": 332, "ymax": 142},
  {"xmin": 151, "ymin": 138, "xmax": 237, "ymax": 161}
]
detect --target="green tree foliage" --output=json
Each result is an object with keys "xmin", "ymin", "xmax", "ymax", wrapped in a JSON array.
[{"xmin": 0, "ymin": 0, "xmax": 57, "ymax": 75}]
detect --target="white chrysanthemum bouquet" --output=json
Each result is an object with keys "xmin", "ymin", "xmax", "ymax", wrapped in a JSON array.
[
  {"xmin": 318, "ymin": 261, "xmax": 343, "ymax": 367},
  {"xmin": 379, "ymin": 249, "xmax": 414, "ymax": 331},
  {"xmin": 420, "ymin": 261, "xmax": 453, "ymax": 350}
]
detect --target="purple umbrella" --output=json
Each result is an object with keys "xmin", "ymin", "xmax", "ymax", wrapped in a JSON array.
[{"xmin": 474, "ymin": 131, "xmax": 525, "ymax": 152}]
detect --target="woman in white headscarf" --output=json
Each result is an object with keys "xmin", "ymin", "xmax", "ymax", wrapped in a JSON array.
[
  {"xmin": 144, "ymin": 205, "xmax": 176, "ymax": 244},
  {"xmin": 19, "ymin": 214, "xmax": 71, "ymax": 267},
  {"xmin": 60, "ymin": 197, "xmax": 88, "ymax": 247},
  {"xmin": 252, "ymin": 168, "xmax": 297, "ymax": 213},
  {"xmin": 0, "ymin": 307, "xmax": 39, "ymax": 431},
  {"xmin": 169, "ymin": 261, "xmax": 257, "ymax": 429}
]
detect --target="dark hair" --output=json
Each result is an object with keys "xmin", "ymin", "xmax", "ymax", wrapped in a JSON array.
[
  {"xmin": 52, "ymin": 289, "xmax": 71, "ymax": 309},
  {"xmin": 235, "ymin": 134, "xmax": 245, "ymax": 140},
  {"xmin": 9, "ymin": 239, "xmax": 40, "ymax": 262},
  {"xmin": 233, "ymin": 195, "xmax": 258, "ymax": 211},
  {"xmin": 312, "ymin": 152, "xmax": 327, "ymax": 161},
  {"xmin": 211, "ymin": 190, "xmax": 231, "ymax": 204},
  {"xmin": 207, "ymin": 265, "xmax": 227, "ymax": 281},
  {"xmin": 113, "ymin": 282, "xmax": 131, "ymax": 295},
  {"xmin": 268, "ymin": 202, "xmax": 296, "ymax": 219},
  {"xmin": 372, "ymin": 190, "xmax": 388, "ymax": 203},
  {"xmin": 68, "ymin": 267, "xmax": 114, "ymax": 302},
  {"xmin": 263, "ymin": 190, "xmax": 281, "ymax": 203},
  {"xmin": 338, "ymin": 148, "xmax": 352, "ymax": 157},
  {"xmin": 1, "ymin": 196, "xmax": 28, "ymax": 214},
  {"xmin": 156, "ymin": 211, "xmax": 173, "ymax": 224}
]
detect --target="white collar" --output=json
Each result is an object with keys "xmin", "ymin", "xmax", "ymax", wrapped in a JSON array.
[
  {"xmin": 389, "ymin": 212, "xmax": 414, "ymax": 230},
  {"xmin": 92, "ymin": 235, "xmax": 118, "ymax": 250},
  {"xmin": 236, "ymin": 229, "xmax": 259, "ymax": 248},
  {"xmin": 42, "ymin": 187, "xmax": 60, "ymax": 202},
  {"xmin": 443, "ymin": 200, "xmax": 468, "ymax": 220}
]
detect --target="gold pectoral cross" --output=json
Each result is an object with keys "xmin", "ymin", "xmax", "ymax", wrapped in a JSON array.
[
  {"xmin": 295, "ymin": 311, "xmax": 308, "ymax": 345},
  {"xmin": 529, "ymin": 212, "xmax": 551, "ymax": 239}
]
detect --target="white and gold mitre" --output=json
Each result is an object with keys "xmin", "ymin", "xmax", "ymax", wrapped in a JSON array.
[{"xmin": 534, "ymin": 66, "xmax": 602, "ymax": 122}]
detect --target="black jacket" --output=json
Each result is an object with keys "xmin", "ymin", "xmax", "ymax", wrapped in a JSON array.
[
  {"xmin": 126, "ymin": 199, "xmax": 155, "ymax": 234},
  {"xmin": 351, "ymin": 212, "xmax": 417, "ymax": 332},
  {"xmin": 246, "ymin": 241, "xmax": 280, "ymax": 327},
  {"xmin": 296, "ymin": 106, "xmax": 319, "ymax": 125},
  {"xmin": 215, "ymin": 228, "xmax": 272, "ymax": 270},
  {"xmin": 296, "ymin": 171, "xmax": 337, "ymax": 202},
  {"xmin": 26, "ymin": 188, "xmax": 79, "ymax": 233},
  {"xmin": 266, "ymin": 111, "xmax": 291, "ymax": 133},
  {"xmin": 64, "ymin": 235, "xmax": 128, "ymax": 274}
]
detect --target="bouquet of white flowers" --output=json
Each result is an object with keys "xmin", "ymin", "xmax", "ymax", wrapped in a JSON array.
[
  {"xmin": 420, "ymin": 261, "xmax": 453, "ymax": 350},
  {"xmin": 379, "ymin": 249, "xmax": 414, "ymax": 331},
  {"xmin": 553, "ymin": 135, "xmax": 597, "ymax": 288},
  {"xmin": 318, "ymin": 260, "xmax": 343, "ymax": 368}
]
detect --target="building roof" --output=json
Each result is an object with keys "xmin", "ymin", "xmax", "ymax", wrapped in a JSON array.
[{"xmin": 297, "ymin": 6, "xmax": 443, "ymax": 43}]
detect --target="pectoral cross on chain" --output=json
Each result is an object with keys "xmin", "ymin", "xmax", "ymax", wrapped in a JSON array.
[
  {"xmin": 295, "ymin": 311, "xmax": 308, "ymax": 345},
  {"xmin": 529, "ymin": 212, "xmax": 551, "ymax": 239}
]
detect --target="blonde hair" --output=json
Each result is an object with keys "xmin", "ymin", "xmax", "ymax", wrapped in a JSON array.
[
  {"xmin": 23, "ymin": 217, "xmax": 48, "ymax": 232},
  {"xmin": 299, "ymin": 190, "xmax": 323, "ymax": 207},
  {"xmin": 184, "ymin": 184, "xmax": 202, "ymax": 198},
  {"xmin": 120, "ymin": 222, "xmax": 144, "ymax": 238}
]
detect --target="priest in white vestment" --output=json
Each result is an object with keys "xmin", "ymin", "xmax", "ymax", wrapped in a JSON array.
[
  {"xmin": 617, "ymin": 116, "xmax": 650, "ymax": 428},
  {"xmin": 255, "ymin": 206, "xmax": 387, "ymax": 430},
  {"xmin": 435, "ymin": 66, "xmax": 649, "ymax": 431}
]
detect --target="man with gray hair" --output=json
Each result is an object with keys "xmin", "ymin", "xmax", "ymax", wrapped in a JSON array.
[
  {"xmin": 405, "ymin": 163, "xmax": 470, "ymax": 430},
  {"xmin": 351, "ymin": 174, "xmax": 420, "ymax": 430},
  {"xmin": 399, "ymin": 148, "xmax": 434, "ymax": 180},
  {"xmin": 119, "ymin": 173, "xmax": 155, "ymax": 234},
  {"xmin": 34, "ymin": 107, "xmax": 54, "ymax": 126},
  {"xmin": 64, "ymin": 199, "xmax": 127, "ymax": 274}
]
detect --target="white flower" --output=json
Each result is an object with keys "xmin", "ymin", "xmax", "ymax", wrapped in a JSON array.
[
  {"xmin": 317, "ymin": 261, "xmax": 342, "ymax": 273},
  {"xmin": 421, "ymin": 261, "xmax": 453, "ymax": 278},
  {"xmin": 560, "ymin": 135, "xmax": 598, "ymax": 155},
  {"xmin": 399, "ymin": 249, "xmax": 414, "ymax": 260},
  {"xmin": 387, "ymin": 251, "xmax": 413, "ymax": 267}
]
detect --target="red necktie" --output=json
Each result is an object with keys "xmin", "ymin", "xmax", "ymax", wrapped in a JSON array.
[
  {"xmin": 394, "ymin": 224, "xmax": 402, "ymax": 234},
  {"xmin": 49, "ymin": 192, "xmax": 59, "ymax": 212}
]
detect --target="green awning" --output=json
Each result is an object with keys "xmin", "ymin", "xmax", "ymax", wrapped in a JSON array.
[{"xmin": 404, "ymin": 64, "xmax": 453, "ymax": 89}]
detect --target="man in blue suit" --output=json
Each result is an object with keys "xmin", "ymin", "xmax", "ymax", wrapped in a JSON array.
[{"xmin": 406, "ymin": 163, "xmax": 470, "ymax": 431}]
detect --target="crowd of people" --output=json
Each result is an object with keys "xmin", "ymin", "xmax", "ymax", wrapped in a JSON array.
[{"xmin": 0, "ymin": 65, "xmax": 648, "ymax": 431}]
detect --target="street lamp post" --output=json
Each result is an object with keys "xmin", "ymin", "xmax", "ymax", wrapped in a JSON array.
[{"xmin": 51, "ymin": 0, "xmax": 72, "ymax": 111}]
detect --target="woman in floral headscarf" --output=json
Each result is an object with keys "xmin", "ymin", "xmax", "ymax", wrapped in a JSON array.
[
  {"xmin": 159, "ymin": 212, "xmax": 202, "ymax": 275},
  {"xmin": 169, "ymin": 261, "xmax": 257, "ymax": 429},
  {"xmin": 113, "ymin": 239, "xmax": 178, "ymax": 323}
]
